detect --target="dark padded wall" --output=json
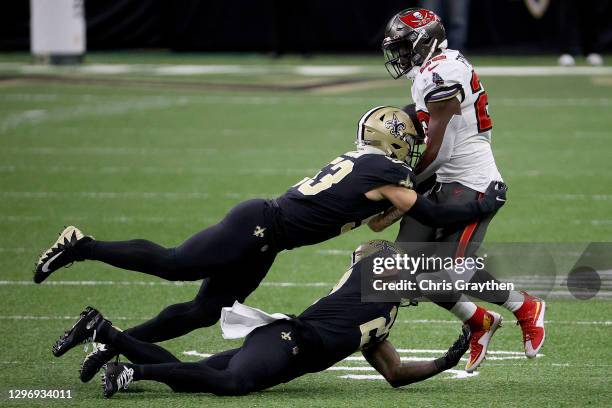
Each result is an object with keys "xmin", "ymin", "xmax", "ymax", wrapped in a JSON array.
[{"xmin": 2, "ymin": 0, "xmax": 611, "ymax": 53}]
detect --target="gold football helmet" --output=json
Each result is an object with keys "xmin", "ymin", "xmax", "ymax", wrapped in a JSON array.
[
  {"xmin": 350, "ymin": 239, "xmax": 401, "ymax": 267},
  {"xmin": 356, "ymin": 106, "xmax": 419, "ymax": 163}
]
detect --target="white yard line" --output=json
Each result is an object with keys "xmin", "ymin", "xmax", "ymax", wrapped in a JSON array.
[
  {"xmin": 315, "ymin": 249, "xmax": 352, "ymax": 256},
  {"xmin": 0, "ymin": 280, "xmax": 332, "ymax": 288},
  {"xmin": 0, "ymin": 165, "xmax": 314, "ymax": 176},
  {"xmin": 0, "ymin": 315, "xmax": 135, "ymax": 321},
  {"xmin": 394, "ymin": 349, "xmax": 530, "ymax": 355},
  {"xmin": 0, "ymin": 280, "xmax": 610, "ymax": 299},
  {"xmin": 0, "ymin": 308, "xmax": 612, "ymax": 326},
  {"xmin": 178, "ymin": 347, "xmax": 550, "ymax": 382},
  {"xmin": 338, "ymin": 370, "xmax": 478, "ymax": 381},
  {"xmin": 0, "ymin": 97, "xmax": 191, "ymax": 133},
  {"xmin": 2, "ymin": 191, "xmax": 612, "ymax": 202},
  {"xmin": 0, "ymin": 191, "xmax": 278, "ymax": 200},
  {"xmin": 1, "ymin": 92, "xmax": 610, "ymax": 108},
  {"xmin": 2, "ymin": 191, "xmax": 611, "ymax": 201},
  {"xmin": 0, "ymin": 215, "xmax": 218, "ymax": 225},
  {"xmin": 1, "ymin": 165, "xmax": 606, "ymax": 178}
]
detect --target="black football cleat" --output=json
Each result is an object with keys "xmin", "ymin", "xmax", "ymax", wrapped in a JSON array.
[
  {"xmin": 102, "ymin": 362, "xmax": 134, "ymax": 399},
  {"xmin": 34, "ymin": 226, "xmax": 92, "ymax": 284},
  {"xmin": 52, "ymin": 306, "xmax": 108, "ymax": 357},
  {"xmin": 81, "ymin": 343, "xmax": 118, "ymax": 383}
]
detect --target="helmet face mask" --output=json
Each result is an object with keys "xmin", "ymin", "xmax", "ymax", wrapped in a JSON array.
[
  {"xmin": 405, "ymin": 138, "xmax": 425, "ymax": 168},
  {"xmin": 382, "ymin": 8, "xmax": 447, "ymax": 80},
  {"xmin": 383, "ymin": 42, "xmax": 414, "ymax": 79}
]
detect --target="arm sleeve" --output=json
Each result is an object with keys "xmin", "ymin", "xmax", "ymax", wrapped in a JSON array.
[
  {"xmin": 415, "ymin": 114, "xmax": 463, "ymax": 183},
  {"xmin": 406, "ymin": 194, "xmax": 488, "ymax": 228}
]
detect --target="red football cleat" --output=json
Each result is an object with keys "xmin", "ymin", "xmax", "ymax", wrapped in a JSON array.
[
  {"xmin": 464, "ymin": 307, "xmax": 502, "ymax": 373},
  {"xmin": 514, "ymin": 291, "xmax": 546, "ymax": 358}
]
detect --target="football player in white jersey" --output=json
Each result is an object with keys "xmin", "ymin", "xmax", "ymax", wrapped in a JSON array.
[{"xmin": 380, "ymin": 8, "xmax": 545, "ymax": 368}]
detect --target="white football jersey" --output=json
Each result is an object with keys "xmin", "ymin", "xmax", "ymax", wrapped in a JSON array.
[{"xmin": 411, "ymin": 48, "xmax": 502, "ymax": 193}]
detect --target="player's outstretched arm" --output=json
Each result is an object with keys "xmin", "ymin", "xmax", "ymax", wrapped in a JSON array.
[
  {"xmin": 362, "ymin": 326, "xmax": 470, "ymax": 388},
  {"xmin": 367, "ymin": 181, "xmax": 507, "ymax": 229}
]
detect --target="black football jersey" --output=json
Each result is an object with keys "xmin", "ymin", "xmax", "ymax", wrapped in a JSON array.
[
  {"xmin": 297, "ymin": 248, "xmax": 400, "ymax": 370},
  {"xmin": 274, "ymin": 151, "xmax": 415, "ymax": 249}
]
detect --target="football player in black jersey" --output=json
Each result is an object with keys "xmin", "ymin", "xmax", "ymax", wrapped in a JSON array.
[
  {"xmin": 51, "ymin": 241, "xmax": 470, "ymax": 398},
  {"xmin": 36, "ymin": 106, "xmax": 505, "ymax": 382}
]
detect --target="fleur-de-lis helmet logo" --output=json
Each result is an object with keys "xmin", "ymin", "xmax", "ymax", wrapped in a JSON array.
[{"xmin": 384, "ymin": 113, "xmax": 406, "ymax": 138}]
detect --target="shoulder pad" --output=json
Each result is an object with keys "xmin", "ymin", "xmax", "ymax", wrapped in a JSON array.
[{"xmin": 416, "ymin": 55, "xmax": 468, "ymax": 104}]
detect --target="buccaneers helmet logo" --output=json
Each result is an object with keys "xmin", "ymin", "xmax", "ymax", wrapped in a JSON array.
[
  {"xmin": 384, "ymin": 113, "xmax": 406, "ymax": 138},
  {"xmin": 399, "ymin": 9, "xmax": 437, "ymax": 28}
]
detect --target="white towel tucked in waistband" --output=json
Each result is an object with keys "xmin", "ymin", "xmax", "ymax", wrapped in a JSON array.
[{"xmin": 220, "ymin": 300, "xmax": 291, "ymax": 339}]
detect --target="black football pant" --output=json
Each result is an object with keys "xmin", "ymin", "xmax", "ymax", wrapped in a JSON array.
[
  {"xmin": 396, "ymin": 182, "xmax": 509, "ymax": 306},
  {"xmin": 75, "ymin": 199, "xmax": 278, "ymax": 343},
  {"xmin": 99, "ymin": 320, "xmax": 309, "ymax": 396}
]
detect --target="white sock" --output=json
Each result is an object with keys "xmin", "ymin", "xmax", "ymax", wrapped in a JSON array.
[
  {"xmin": 502, "ymin": 291, "xmax": 525, "ymax": 312},
  {"xmin": 449, "ymin": 297, "xmax": 478, "ymax": 322}
]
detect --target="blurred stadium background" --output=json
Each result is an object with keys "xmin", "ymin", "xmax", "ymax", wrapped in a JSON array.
[{"xmin": 0, "ymin": 1, "xmax": 611, "ymax": 407}]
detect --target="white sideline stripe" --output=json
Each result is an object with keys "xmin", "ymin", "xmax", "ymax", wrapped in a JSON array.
[
  {"xmin": 1, "ymin": 94, "xmax": 610, "ymax": 109},
  {"xmin": 477, "ymin": 66, "xmax": 612, "ymax": 76},
  {"xmin": 1, "ymin": 62, "xmax": 611, "ymax": 77}
]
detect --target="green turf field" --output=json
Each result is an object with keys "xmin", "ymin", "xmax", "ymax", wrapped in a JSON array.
[{"xmin": 0, "ymin": 52, "xmax": 611, "ymax": 407}]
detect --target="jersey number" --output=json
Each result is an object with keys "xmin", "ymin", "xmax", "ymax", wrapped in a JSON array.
[
  {"xmin": 294, "ymin": 157, "xmax": 354, "ymax": 196},
  {"xmin": 359, "ymin": 306, "xmax": 398, "ymax": 349},
  {"xmin": 470, "ymin": 70, "xmax": 493, "ymax": 132}
]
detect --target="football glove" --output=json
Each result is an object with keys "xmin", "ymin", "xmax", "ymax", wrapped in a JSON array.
[
  {"xmin": 435, "ymin": 324, "xmax": 471, "ymax": 370},
  {"xmin": 479, "ymin": 181, "xmax": 508, "ymax": 213}
]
